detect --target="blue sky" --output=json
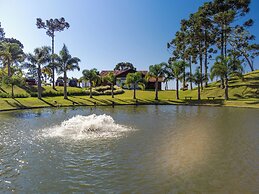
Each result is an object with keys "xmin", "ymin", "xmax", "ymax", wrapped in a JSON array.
[{"xmin": 0, "ymin": 0, "xmax": 258, "ymax": 88}]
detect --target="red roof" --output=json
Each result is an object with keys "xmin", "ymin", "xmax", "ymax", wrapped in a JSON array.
[{"xmin": 100, "ymin": 70, "xmax": 163, "ymax": 82}]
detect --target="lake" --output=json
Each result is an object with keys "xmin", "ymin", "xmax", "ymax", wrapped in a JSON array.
[{"xmin": 0, "ymin": 105, "xmax": 258, "ymax": 193}]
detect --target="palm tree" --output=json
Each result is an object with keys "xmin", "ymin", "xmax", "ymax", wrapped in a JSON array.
[
  {"xmin": 164, "ymin": 60, "xmax": 186, "ymax": 100},
  {"xmin": 103, "ymin": 72, "xmax": 116, "ymax": 98},
  {"xmin": 147, "ymin": 63, "xmax": 166, "ymax": 100},
  {"xmin": 55, "ymin": 44, "xmax": 80, "ymax": 99},
  {"xmin": 42, "ymin": 66, "xmax": 52, "ymax": 84},
  {"xmin": 0, "ymin": 42, "xmax": 24, "ymax": 77},
  {"xmin": 187, "ymin": 68, "xmax": 207, "ymax": 100},
  {"xmin": 24, "ymin": 46, "xmax": 51, "ymax": 99},
  {"xmin": 125, "ymin": 72, "xmax": 145, "ymax": 99},
  {"xmin": 81, "ymin": 68, "xmax": 100, "ymax": 98},
  {"xmin": 211, "ymin": 56, "xmax": 243, "ymax": 100}
]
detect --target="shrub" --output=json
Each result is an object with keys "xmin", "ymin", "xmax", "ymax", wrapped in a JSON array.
[
  {"xmin": 14, "ymin": 93, "xmax": 30, "ymax": 98},
  {"xmin": 0, "ymin": 93, "xmax": 10, "ymax": 98},
  {"xmin": 103, "ymin": 90, "xmax": 112, "ymax": 95},
  {"xmin": 95, "ymin": 85, "xmax": 111, "ymax": 92}
]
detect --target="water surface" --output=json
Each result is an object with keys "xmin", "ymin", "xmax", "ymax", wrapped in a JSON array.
[{"xmin": 0, "ymin": 105, "xmax": 258, "ymax": 193}]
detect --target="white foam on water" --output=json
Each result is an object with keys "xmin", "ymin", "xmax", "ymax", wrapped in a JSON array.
[{"xmin": 41, "ymin": 114, "xmax": 133, "ymax": 140}]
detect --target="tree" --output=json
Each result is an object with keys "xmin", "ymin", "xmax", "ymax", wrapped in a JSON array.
[
  {"xmin": 0, "ymin": 42, "xmax": 24, "ymax": 77},
  {"xmin": 211, "ymin": 56, "xmax": 243, "ymax": 100},
  {"xmin": 114, "ymin": 62, "xmax": 136, "ymax": 71},
  {"xmin": 4, "ymin": 38, "xmax": 24, "ymax": 49},
  {"xmin": 41, "ymin": 66, "xmax": 52, "ymax": 83},
  {"xmin": 147, "ymin": 63, "xmax": 165, "ymax": 100},
  {"xmin": 54, "ymin": 44, "xmax": 80, "ymax": 99},
  {"xmin": 229, "ymin": 25, "xmax": 258, "ymax": 71},
  {"xmin": 125, "ymin": 72, "xmax": 145, "ymax": 99},
  {"xmin": 165, "ymin": 60, "xmax": 186, "ymax": 100},
  {"xmin": 168, "ymin": 27, "xmax": 189, "ymax": 90},
  {"xmin": 187, "ymin": 68, "xmax": 207, "ymax": 101},
  {"xmin": 81, "ymin": 69, "xmax": 100, "ymax": 98},
  {"xmin": 103, "ymin": 72, "xmax": 116, "ymax": 98},
  {"xmin": 2, "ymin": 67, "xmax": 25, "ymax": 98},
  {"xmin": 23, "ymin": 46, "xmax": 51, "ymax": 99},
  {"xmin": 36, "ymin": 17, "xmax": 70, "ymax": 89}
]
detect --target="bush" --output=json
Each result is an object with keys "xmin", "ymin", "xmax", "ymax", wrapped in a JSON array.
[
  {"xmin": 0, "ymin": 93, "xmax": 10, "ymax": 98},
  {"xmin": 14, "ymin": 93, "xmax": 30, "ymax": 98},
  {"xmin": 95, "ymin": 85, "xmax": 111, "ymax": 92},
  {"xmin": 103, "ymin": 90, "xmax": 112, "ymax": 95},
  {"xmin": 0, "ymin": 92, "xmax": 30, "ymax": 98},
  {"xmin": 42, "ymin": 90, "xmax": 63, "ymax": 97},
  {"xmin": 103, "ymin": 89, "xmax": 124, "ymax": 95}
]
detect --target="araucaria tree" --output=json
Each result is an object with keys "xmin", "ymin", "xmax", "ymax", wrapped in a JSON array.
[
  {"xmin": 147, "ymin": 63, "xmax": 165, "ymax": 100},
  {"xmin": 36, "ymin": 17, "xmax": 70, "ymax": 89},
  {"xmin": 168, "ymin": 0, "xmax": 256, "ymax": 93},
  {"xmin": 24, "ymin": 46, "xmax": 51, "ymax": 99},
  {"xmin": 211, "ymin": 56, "xmax": 243, "ymax": 100},
  {"xmin": 125, "ymin": 72, "xmax": 145, "ymax": 99},
  {"xmin": 55, "ymin": 44, "xmax": 80, "ymax": 99},
  {"xmin": 81, "ymin": 69, "xmax": 100, "ymax": 98}
]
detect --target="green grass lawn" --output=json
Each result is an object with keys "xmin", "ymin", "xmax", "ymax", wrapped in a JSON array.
[{"xmin": 0, "ymin": 70, "xmax": 259, "ymax": 111}]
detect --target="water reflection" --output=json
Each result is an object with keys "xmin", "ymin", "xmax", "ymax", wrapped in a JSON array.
[{"xmin": 0, "ymin": 106, "xmax": 258, "ymax": 193}]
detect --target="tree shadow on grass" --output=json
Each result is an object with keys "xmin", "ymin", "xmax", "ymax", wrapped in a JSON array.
[
  {"xmin": 0, "ymin": 87, "xmax": 7, "ymax": 93},
  {"xmin": 5, "ymin": 99, "xmax": 27, "ymax": 108},
  {"xmin": 65, "ymin": 98, "xmax": 86, "ymax": 106},
  {"xmin": 39, "ymin": 98, "xmax": 55, "ymax": 107}
]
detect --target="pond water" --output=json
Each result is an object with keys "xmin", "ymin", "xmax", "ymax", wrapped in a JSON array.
[{"xmin": 0, "ymin": 105, "xmax": 258, "ymax": 193}]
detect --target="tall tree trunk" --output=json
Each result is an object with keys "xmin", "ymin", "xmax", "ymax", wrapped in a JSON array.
[
  {"xmin": 221, "ymin": 29, "xmax": 224, "ymax": 57},
  {"xmin": 111, "ymin": 84, "xmax": 114, "ymax": 98},
  {"xmin": 224, "ymin": 29, "xmax": 227, "ymax": 57},
  {"xmin": 204, "ymin": 30, "xmax": 208, "ymax": 87},
  {"xmin": 189, "ymin": 57, "xmax": 193, "ymax": 90},
  {"xmin": 89, "ymin": 82, "xmax": 92, "ymax": 98},
  {"xmin": 199, "ymin": 44, "xmax": 203, "ymax": 90},
  {"xmin": 176, "ymin": 78, "xmax": 179, "ymax": 100},
  {"xmin": 37, "ymin": 64, "xmax": 42, "ymax": 99},
  {"xmin": 64, "ymin": 70, "xmax": 68, "ymax": 99},
  {"xmin": 220, "ymin": 26, "xmax": 225, "ymax": 89},
  {"xmin": 51, "ymin": 35, "xmax": 55, "ymax": 90},
  {"xmin": 198, "ymin": 83, "xmax": 201, "ymax": 101},
  {"xmin": 155, "ymin": 78, "xmax": 158, "ymax": 100},
  {"xmin": 225, "ymin": 76, "xmax": 229, "ymax": 100},
  {"xmin": 133, "ymin": 83, "xmax": 136, "ymax": 99}
]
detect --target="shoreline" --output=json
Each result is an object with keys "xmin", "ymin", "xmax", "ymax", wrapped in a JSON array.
[{"xmin": 1, "ymin": 98, "xmax": 258, "ymax": 112}]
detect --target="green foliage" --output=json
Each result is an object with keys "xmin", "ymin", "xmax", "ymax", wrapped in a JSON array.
[
  {"xmin": 0, "ymin": 42, "xmax": 25, "ymax": 76},
  {"xmin": 114, "ymin": 62, "xmax": 135, "ymax": 71},
  {"xmin": 95, "ymin": 85, "xmax": 111, "ymax": 92}
]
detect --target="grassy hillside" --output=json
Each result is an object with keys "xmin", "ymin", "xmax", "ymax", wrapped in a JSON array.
[
  {"xmin": 0, "ymin": 70, "xmax": 258, "ymax": 111},
  {"xmin": 181, "ymin": 70, "xmax": 259, "ymax": 100}
]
